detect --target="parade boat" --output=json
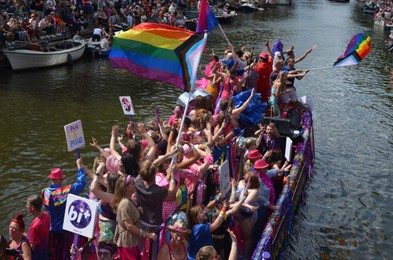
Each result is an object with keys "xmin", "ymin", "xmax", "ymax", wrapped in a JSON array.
[
  {"xmin": 177, "ymin": 90, "xmax": 315, "ymax": 259},
  {"xmin": 252, "ymin": 102, "xmax": 315, "ymax": 259},
  {"xmin": 3, "ymin": 40, "xmax": 86, "ymax": 70},
  {"xmin": 110, "ymin": 22, "xmax": 317, "ymax": 259}
]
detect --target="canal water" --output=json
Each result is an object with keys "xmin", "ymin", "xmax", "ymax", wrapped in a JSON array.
[{"xmin": 0, "ymin": 0, "xmax": 392, "ymax": 258}]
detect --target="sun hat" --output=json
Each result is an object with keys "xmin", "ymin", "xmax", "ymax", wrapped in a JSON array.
[
  {"xmin": 167, "ymin": 212, "xmax": 191, "ymax": 234},
  {"xmin": 49, "ymin": 168, "xmax": 65, "ymax": 179},
  {"xmin": 247, "ymin": 150, "xmax": 262, "ymax": 160},
  {"xmin": 254, "ymin": 159, "xmax": 269, "ymax": 169}
]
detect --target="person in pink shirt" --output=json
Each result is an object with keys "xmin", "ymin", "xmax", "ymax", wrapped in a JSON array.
[{"xmin": 168, "ymin": 105, "xmax": 184, "ymax": 127}]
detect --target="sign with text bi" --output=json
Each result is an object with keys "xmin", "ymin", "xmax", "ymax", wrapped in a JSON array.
[
  {"xmin": 63, "ymin": 194, "xmax": 98, "ymax": 238},
  {"xmin": 119, "ymin": 96, "xmax": 135, "ymax": 115},
  {"xmin": 64, "ymin": 120, "xmax": 85, "ymax": 152},
  {"xmin": 219, "ymin": 160, "xmax": 231, "ymax": 196}
]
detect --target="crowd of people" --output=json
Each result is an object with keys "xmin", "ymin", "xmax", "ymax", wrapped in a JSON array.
[
  {"xmin": 0, "ymin": 37, "xmax": 313, "ymax": 260},
  {"xmin": 368, "ymin": 0, "xmax": 393, "ymax": 51},
  {"xmin": 0, "ymin": 0, "xmax": 237, "ymax": 47}
]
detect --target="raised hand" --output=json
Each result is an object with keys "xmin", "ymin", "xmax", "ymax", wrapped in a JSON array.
[{"xmin": 90, "ymin": 137, "xmax": 98, "ymax": 147}]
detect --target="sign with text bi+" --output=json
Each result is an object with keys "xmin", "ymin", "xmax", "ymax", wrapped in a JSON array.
[
  {"xmin": 64, "ymin": 120, "xmax": 85, "ymax": 152},
  {"xmin": 119, "ymin": 96, "xmax": 135, "ymax": 115},
  {"xmin": 63, "ymin": 194, "xmax": 98, "ymax": 238},
  {"xmin": 219, "ymin": 160, "xmax": 231, "ymax": 197}
]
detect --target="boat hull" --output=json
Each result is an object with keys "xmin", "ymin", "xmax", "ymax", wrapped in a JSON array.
[
  {"xmin": 275, "ymin": 0, "xmax": 292, "ymax": 5},
  {"xmin": 239, "ymin": 5, "xmax": 259, "ymax": 12},
  {"xmin": 216, "ymin": 15, "xmax": 235, "ymax": 24},
  {"xmin": 4, "ymin": 41, "xmax": 86, "ymax": 70}
]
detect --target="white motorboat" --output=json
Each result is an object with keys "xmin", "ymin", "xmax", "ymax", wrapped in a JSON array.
[{"xmin": 4, "ymin": 40, "xmax": 86, "ymax": 70}]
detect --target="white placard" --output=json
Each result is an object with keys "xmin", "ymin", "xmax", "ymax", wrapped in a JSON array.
[
  {"xmin": 63, "ymin": 194, "xmax": 98, "ymax": 238},
  {"xmin": 119, "ymin": 96, "xmax": 135, "ymax": 115},
  {"xmin": 285, "ymin": 137, "xmax": 293, "ymax": 162},
  {"xmin": 299, "ymin": 96, "xmax": 313, "ymax": 111},
  {"xmin": 64, "ymin": 120, "xmax": 85, "ymax": 152},
  {"xmin": 219, "ymin": 160, "xmax": 231, "ymax": 196}
]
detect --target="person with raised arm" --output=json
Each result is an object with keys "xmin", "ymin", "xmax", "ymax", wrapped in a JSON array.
[
  {"xmin": 41, "ymin": 158, "xmax": 86, "ymax": 260},
  {"xmin": 136, "ymin": 161, "xmax": 178, "ymax": 258},
  {"xmin": 90, "ymin": 160, "xmax": 120, "ymax": 243}
]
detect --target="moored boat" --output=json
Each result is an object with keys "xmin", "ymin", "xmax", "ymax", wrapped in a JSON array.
[
  {"xmin": 239, "ymin": 0, "xmax": 265, "ymax": 12},
  {"xmin": 329, "ymin": 0, "xmax": 350, "ymax": 3},
  {"xmin": 361, "ymin": 4, "xmax": 376, "ymax": 14},
  {"xmin": 86, "ymin": 38, "xmax": 112, "ymax": 58},
  {"xmin": 275, "ymin": 0, "xmax": 293, "ymax": 6},
  {"xmin": 374, "ymin": 17, "xmax": 384, "ymax": 26},
  {"xmin": 184, "ymin": 10, "xmax": 237, "ymax": 31},
  {"xmin": 3, "ymin": 40, "xmax": 86, "ymax": 70},
  {"xmin": 215, "ymin": 11, "xmax": 238, "ymax": 24}
]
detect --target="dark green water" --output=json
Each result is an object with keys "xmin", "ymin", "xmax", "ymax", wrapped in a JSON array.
[{"xmin": 0, "ymin": 0, "xmax": 392, "ymax": 258}]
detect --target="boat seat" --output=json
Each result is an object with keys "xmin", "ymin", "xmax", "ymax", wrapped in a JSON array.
[
  {"xmin": 40, "ymin": 41, "xmax": 49, "ymax": 52},
  {"xmin": 65, "ymin": 42, "xmax": 74, "ymax": 49}
]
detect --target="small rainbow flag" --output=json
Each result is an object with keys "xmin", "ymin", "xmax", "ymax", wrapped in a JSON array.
[
  {"xmin": 109, "ymin": 23, "xmax": 206, "ymax": 92},
  {"xmin": 334, "ymin": 33, "xmax": 371, "ymax": 67}
]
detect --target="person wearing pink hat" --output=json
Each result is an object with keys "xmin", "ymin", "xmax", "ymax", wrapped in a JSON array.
[
  {"xmin": 41, "ymin": 158, "xmax": 86, "ymax": 260},
  {"xmin": 244, "ymin": 149, "xmax": 262, "ymax": 173},
  {"xmin": 252, "ymin": 158, "xmax": 282, "ymax": 250}
]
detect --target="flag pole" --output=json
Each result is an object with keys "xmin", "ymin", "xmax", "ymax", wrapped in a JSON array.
[
  {"xmin": 306, "ymin": 64, "xmax": 359, "ymax": 72},
  {"xmin": 306, "ymin": 65, "xmax": 334, "ymax": 71},
  {"xmin": 171, "ymin": 33, "xmax": 208, "ymax": 165},
  {"xmin": 218, "ymin": 24, "xmax": 231, "ymax": 46}
]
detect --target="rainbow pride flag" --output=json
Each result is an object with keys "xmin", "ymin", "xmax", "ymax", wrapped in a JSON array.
[
  {"xmin": 333, "ymin": 33, "xmax": 371, "ymax": 67},
  {"xmin": 109, "ymin": 23, "xmax": 206, "ymax": 92},
  {"xmin": 196, "ymin": 0, "xmax": 219, "ymax": 33}
]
